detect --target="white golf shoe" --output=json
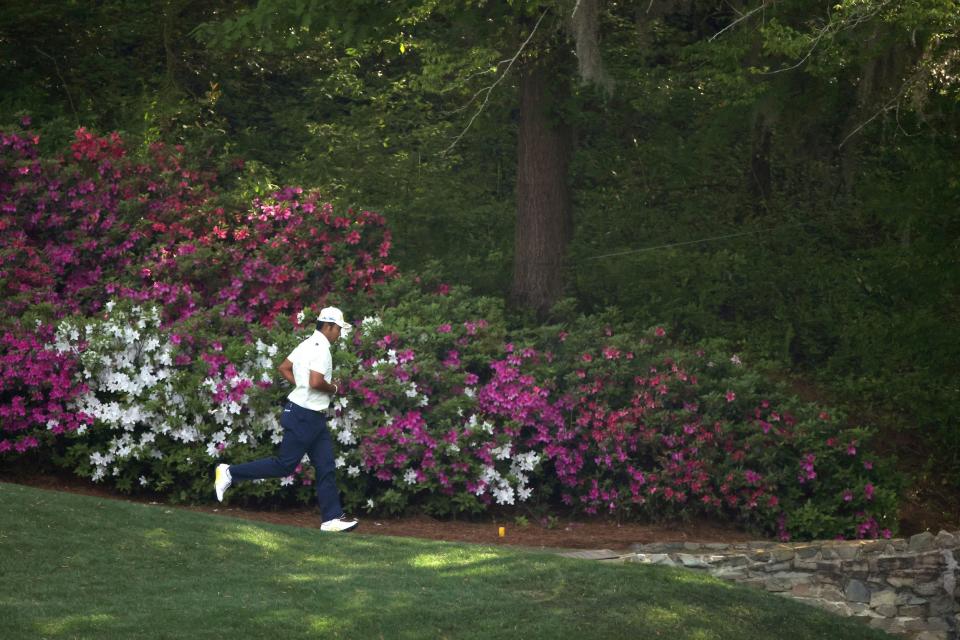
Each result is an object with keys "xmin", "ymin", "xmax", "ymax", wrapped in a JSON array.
[
  {"xmin": 214, "ymin": 464, "xmax": 232, "ymax": 502},
  {"xmin": 320, "ymin": 515, "xmax": 359, "ymax": 532}
]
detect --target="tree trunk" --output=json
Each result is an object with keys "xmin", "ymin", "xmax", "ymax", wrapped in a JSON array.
[
  {"xmin": 748, "ymin": 109, "xmax": 773, "ymax": 214},
  {"xmin": 511, "ymin": 56, "xmax": 572, "ymax": 316}
]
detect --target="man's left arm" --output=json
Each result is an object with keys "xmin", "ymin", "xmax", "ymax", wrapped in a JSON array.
[{"xmin": 308, "ymin": 369, "xmax": 339, "ymax": 394}]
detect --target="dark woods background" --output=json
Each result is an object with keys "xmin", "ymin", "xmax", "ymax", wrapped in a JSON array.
[{"xmin": 1, "ymin": 0, "xmax": 957, "ymax": 525}]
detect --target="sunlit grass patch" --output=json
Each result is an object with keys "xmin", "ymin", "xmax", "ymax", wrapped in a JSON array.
[{"xmin": 36, "ymin": 613, "xmax": 115, "ymax": 635}]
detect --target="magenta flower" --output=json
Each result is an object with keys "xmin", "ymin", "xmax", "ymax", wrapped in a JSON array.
[
  {"xmin": 797, "ymin": 453, "xmax": 817, "ymax": 483},
  {"xmin": 442, "ymin": 350, "xmax": 461, "ymax": 369},
  {"xmin": 725, "ymin": 390, "xmax": 736, "ymax": 403}
]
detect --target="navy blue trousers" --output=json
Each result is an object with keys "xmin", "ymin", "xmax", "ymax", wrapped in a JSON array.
[{"xmin": 229, "ymin": 401, "xmax": 343, "ymax": 522}]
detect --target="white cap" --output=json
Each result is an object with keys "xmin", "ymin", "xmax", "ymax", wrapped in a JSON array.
[{"xmin": 318, "ymin": 306, "xmax": 351, "ymax": 331}]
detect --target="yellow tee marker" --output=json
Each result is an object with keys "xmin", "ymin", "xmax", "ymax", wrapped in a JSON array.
[{"xmin": 498, "ymin": 526, "xmax": 505, "ymax": 538}]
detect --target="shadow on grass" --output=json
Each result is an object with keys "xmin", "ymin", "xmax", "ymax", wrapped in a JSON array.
[{"xmin": 0, "ymin": 483, "xmax": 889, "ymax": 640}]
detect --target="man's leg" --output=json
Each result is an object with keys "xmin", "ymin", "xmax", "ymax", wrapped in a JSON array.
[
  {"xmin": 306, "ymin": 415, "xmax": 344, "ymax": 522},
  {"xmin": 229, "ymin": 403, "xmax": 309, "ymax": 482}
]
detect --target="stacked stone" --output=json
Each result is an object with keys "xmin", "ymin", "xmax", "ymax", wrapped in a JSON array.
[{"xmin": 617, "ymin": 530, "xmax": 959, "ymax": 640}]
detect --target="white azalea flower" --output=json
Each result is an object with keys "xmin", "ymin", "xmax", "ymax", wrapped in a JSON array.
[
  {"xmin": 493, "ymin": 485, "xmax": 515, "ymax": 505},
  {"xmin": 492, "ymin": 444, "xmax": 512, "ymax": 460}
]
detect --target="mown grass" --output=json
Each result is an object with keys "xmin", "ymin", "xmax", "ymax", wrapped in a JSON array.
[{"xmin": 0, "ymin": 482, "xmax": 890, "ymax": 639}]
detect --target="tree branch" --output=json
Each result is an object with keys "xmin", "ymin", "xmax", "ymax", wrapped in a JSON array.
[
  {"xmin": 838, "ymin": 100, "xmax": 895, "ymax": 148},
  {"xmin": 761, "ymin": 0, "xmax": 891, "ymax": 75},
  {"xmin": 710, "ymin": 3, "xmax": 770, "ymax": 42},
  {"xmin": 35, "ymin": 47, "xmax": 79, "ymax": 127},
  {"xmin": 439, "ymin": 8, "xmax": 550, "ymax": 156}
]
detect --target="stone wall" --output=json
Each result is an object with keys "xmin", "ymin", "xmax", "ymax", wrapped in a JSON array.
[{"xmin": 617, "ymin": 530, "xmax": 960, "ymax": 640}]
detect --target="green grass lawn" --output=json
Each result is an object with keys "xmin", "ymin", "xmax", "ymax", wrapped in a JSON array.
[{"xmin": 0, "ymin": 482, "xmax": 890, "ymax": 640}]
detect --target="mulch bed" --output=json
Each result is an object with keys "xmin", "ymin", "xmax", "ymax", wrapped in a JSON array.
[{"xmin": 1, "ymin": 470, "xmax": 759, "ymax": 551}]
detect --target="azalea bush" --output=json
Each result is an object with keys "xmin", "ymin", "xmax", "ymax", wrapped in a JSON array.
[
  {"xmin": 534, "ymin": 321, "xmax": 899, "ymax": 541},
  {"xmin": 324, "ymin": 289, "xmax": 897, "ymax": 540},
  {"xmin": 51, "ymin": 303, "xmax": 296, "ymax": 500},
  {"xmin": 330, "ymin": 279, "xmax": 540, "ymax": 516},
  {"xmin": 0, "ymin": 120, "xmax": 216, "ymax": 320},
  {"xmin": 0, "ymin": 122, "xmax": 395, "ymax": 466},
  {"xmin": 0, "ymin": 122, "xmax": 900, "ymax": 540},
  {"xmin": 0, "ymin": 322, "xmax": 92, "ymax": 455}
]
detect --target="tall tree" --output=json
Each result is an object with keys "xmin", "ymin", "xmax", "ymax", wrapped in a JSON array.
[
  {"xmin": 512, "ymin": 51, "xmax": 574, "ymax": 314},
  {"xmin": 200, "ymin": 0, "xmax": 614, "ymax": 315}
]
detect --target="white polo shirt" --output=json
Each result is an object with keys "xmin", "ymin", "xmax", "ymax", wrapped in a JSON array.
[{"xmin": 286, "ymin": 330, "xmax": 334, "ymax": 411}]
